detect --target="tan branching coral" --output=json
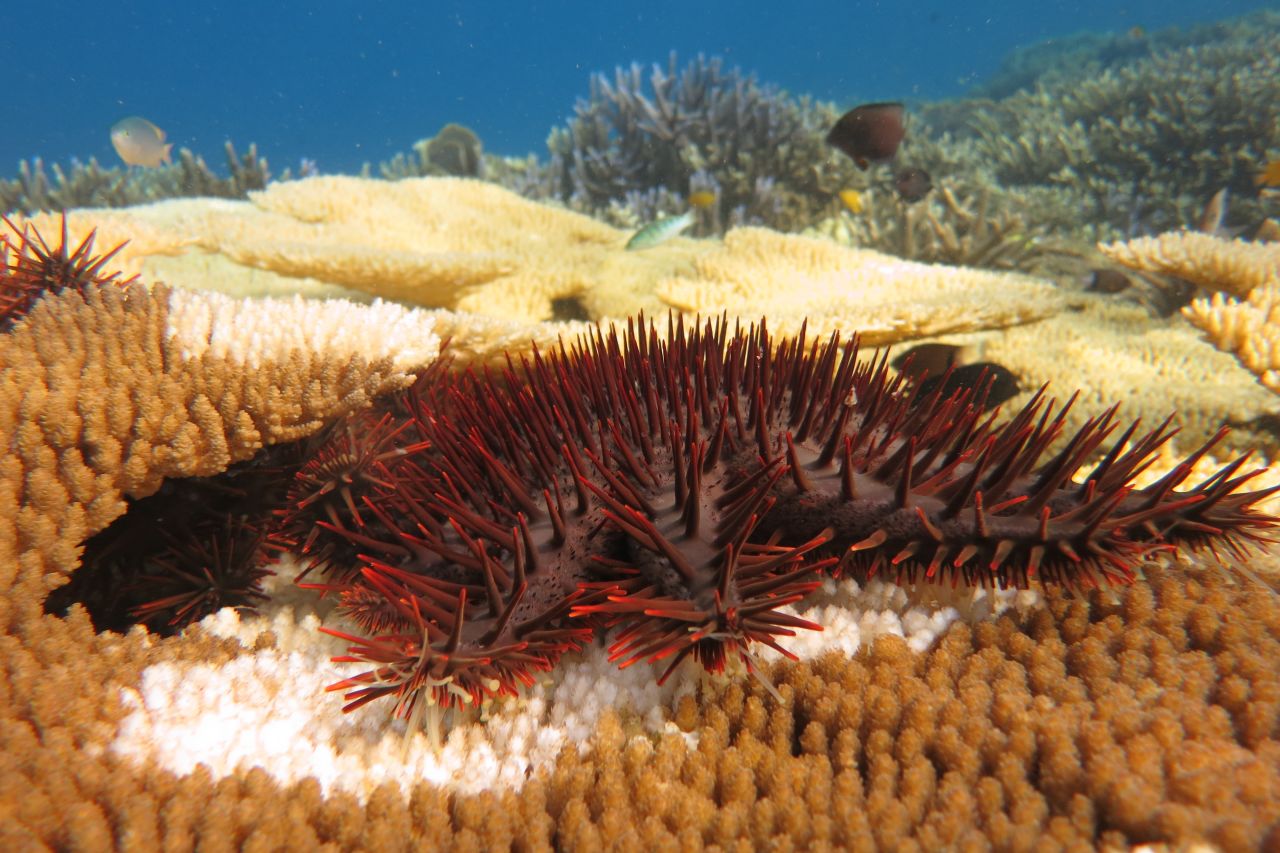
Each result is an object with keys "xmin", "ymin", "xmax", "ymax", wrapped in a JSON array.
[
  {"xmin": 809, "ymin": 182, "xmax": 1066, "ymax": 272},
  {"xmin": 655, "ymin": 226, "xmax": 1064, "ymax": 344},
  {"xmin": 0, "ymin": 283, "xmax": 440, "ymax": 589},
  {"xmin": 1100, "ymin": 230, "xmax": 1280, "ymax": 297},
  {"xmin": 0, "ymin": 281, "xmax": 441, "ymax": 850},
  {"xmin": 1183, "ymin": 285, "xmax": 1280, "ymax": 395}
]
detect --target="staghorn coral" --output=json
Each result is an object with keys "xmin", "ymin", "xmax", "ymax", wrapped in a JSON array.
[
  {"xmin": 0, "ymin": 141, "xmax": 282, "ymax": 216},
  {"xmin": 808, "ymin": 181, "xmax": 1069, "ymax": 272},
  {"xmin": 964, "ymin": 10, "xmax": 1280, "ymax": 239},
  {"xmin": 529, "ymin": 52, "xmax": 855, "ymax": 234},
  {"xmin": 1100, "ymin": 229, "xmax": 1280, "ymax": 297},
  {"xmin": 1183, "ymin": 285, "xmax": 1280, "ymax": 396}
]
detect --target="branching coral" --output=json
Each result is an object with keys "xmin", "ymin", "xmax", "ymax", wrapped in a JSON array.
[
  {"xmin": 809, "ymin": 181, "xmax": 1068, "ymax": 271},
  {"xmin": 964, "ymin": 10, "xmax": 1280, "ymax": 238},
  {"xmin": 0, "ymin": 141, "xmax": 284, "ymax": 216},
  {"xmin": 1100, "ymin": 230, "xmax": 1280, "ymax": 297},
  {"xmin": 1183, "ymin": 285, "xmax": 1280, "ymax": 396},
  {"xmin": 524, "ymin": 52, "xmax": 856, "ymax": 233}
]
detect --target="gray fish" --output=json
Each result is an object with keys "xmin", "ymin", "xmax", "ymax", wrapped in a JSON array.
[
  {"xmin": 110, "ymin": 116, "xmax": 172, "ymax": 168},
  {"xmin": 626, "ymin": 210, "xmax": 695, "ymax": 251}
]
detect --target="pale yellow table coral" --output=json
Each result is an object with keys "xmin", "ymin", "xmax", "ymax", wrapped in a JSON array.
[
  {"xmin": 1099, "ymin": 230, "xmax": 1280, "ymax": 297},
  {"xmin": 657, "ymin": 227, "xmax": 1064, "ymax": 344},
  {"xmin": 33, "ymin": 176, "xmax": 1064, "ymax": 345}
]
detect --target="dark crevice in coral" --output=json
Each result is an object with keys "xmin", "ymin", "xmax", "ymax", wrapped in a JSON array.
[
  {"xmin": 550, "ymin": 295, "xmax": 591, "ymax": 322},
  {"xmin": 44, "ymin": 442, "xmax": 304, "ymax": 636}
]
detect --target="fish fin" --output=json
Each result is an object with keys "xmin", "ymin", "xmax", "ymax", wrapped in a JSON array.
[{"xmin": 162, "ymin": 143, "xmax": 173, "ymax": 165}]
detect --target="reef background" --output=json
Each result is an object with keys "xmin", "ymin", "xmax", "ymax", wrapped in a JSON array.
[{"xmin": 1, "ymin": 0, "xmax": 1274, "ymax": 176}]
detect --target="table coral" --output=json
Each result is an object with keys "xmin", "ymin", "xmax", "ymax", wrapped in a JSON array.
[
  {"xmin": 32, "ymin": 176, "xmax": 1064, "ymax": 344},
  {"xmin": 1100, "ymin": 230, "xmax": 1280, "ymax": 297},
  {"xmin": 656, "ymin": 226, "xmax": 1063, "ymax": 344}
]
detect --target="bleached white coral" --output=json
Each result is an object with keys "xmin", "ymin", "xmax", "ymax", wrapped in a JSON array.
[{"xmin": 111, "ymin": 562, "xmax": 1040, "ymax": 802}]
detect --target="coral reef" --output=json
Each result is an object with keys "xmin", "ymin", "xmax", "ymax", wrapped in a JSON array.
[
  {"xmin": 4, "ymin": 550, "xmax": 1278, "ymax": 848},
  {"xmin": 1100, "ymin": 229, "xmax": 1280, "ymax": 297},
  {"xmin": 910, "ymin": 295, "xmax": 1280, "ymax": 458},
  {"xmin": 2, "ymin": 261, "xmax": 1277, "ymax": 848},
  {"xmin": 963, "ymin": 10, "xmax": 1280, "ymax": 239},
  {"xmin": 1184, "ymin": 285, "xmax": 1280, "ymax": 397},
  {"xmin": 29, "ymin": 177, "xmax": 1063, "ymax": 341},
  {"xmin": 0, "ymin": 141, "xmax": 282, "ymax": 216},
  {"xmin": 518, "ymin": 52, "xmax": 856, "ymax": 234},
  {"xmin": 0, "ymin": 273, "xmax": 440, "ymax": 598},
  {"xmin": 374, "ymin": 124, "xmax": 486, "ymax": 180},
  {"xmin": 653, "ymin": 226, "xmax": 1062, "ymax": 343},
  {"xmin": 807, "ymin": 180, "xmax": 1069, "ymax": 272}
]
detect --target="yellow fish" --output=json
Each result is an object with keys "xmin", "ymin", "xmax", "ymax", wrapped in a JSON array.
[
  {"xmin": 1256, "ymin": 159, "xmax": 1280, "ymax": 189},
  {"xmin": 838, "ymin": 189, "xmax": 864, "ymax": 214},
  {"xmin": 687, "ymin": 190, "xmax": 717, "ymax": 208},
  {"xmin": 110, "ymin": 116, "xmax": 172, "ymax": 167}
]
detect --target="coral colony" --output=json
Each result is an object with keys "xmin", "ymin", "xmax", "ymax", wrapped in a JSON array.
[
  {"xmin": 7, "ymin": 204, "xmax": 1277, "ymax": 747},
  {"xmin": 271, "ymin": 315, "xmax": 1276, "ymax": 740}
]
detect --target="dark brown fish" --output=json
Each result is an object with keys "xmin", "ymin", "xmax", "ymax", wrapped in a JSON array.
[
  {"xmin": 894, "ymin": 168, "xmax": 933, "ymax": 203},
  {"xmin": 892, "ymin": 343, "xmax": 964, "ymax": 383},
  {"xmin": 917, "ymin": 362, "xmax": 1020, "ymax": 411},
  {"xmin": 826, "ymin": 102, "xmax": 905, "ymax": 170},
  {"xmin": 1086, "ymin": 269, "xmax": 1131, "ymax": 294}
]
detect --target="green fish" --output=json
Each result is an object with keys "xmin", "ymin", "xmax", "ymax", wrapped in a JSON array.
[{"xmin": 626, "ymin": 210, "xmax": 695, "ymax": 250}]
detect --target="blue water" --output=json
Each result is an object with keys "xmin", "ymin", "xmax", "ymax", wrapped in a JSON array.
[{"xmin": 4, "ymin": 0, "xmax": 1273, "ymax": 177}]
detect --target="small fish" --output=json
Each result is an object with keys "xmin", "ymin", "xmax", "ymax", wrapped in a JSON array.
[
  {"xmin": 894, "ymin": 168, "xmax": 933, "ymax": 203},
  {"xmin": 826, "ymin": 102, "xmax": 905, "ymax": 171},
  {"xmin": 917, "ymin": 362, "xmax": 1020, "ymax": 411},
  {"xmin": 892, "ymin": 343, "xmax": 966, "ymax": 383},
  {"xmin": 1198, "ymin": 188, "xmax": 1229, "ymax": 235},
  {"xmin": 1085, "ymin": 269, "xmax": 1131, "ymax": 294},
  {"xmin": 838, "ymin": 189, "xmax": 864, "ymax": 214},
  {"xmin": 110, "ymin": 116, "xmax": 172, "ymax": 167},
  {"xmin": 626, "ymin": 192, "xmax": 714, "ymax": 250},
  {"xmin": 1127, "ymin": 25, "xmax": 1146, "ymax": 40},
  {"xmin": 626, "ymin": 210, "xmax": 694, "ymax": 250},
  {"xmin": 1256, "ymin": 159, "xmax": 1280, "ymax": 189},
  {"xmin": 687, "ymin": 190, "xmax": 717, "ymax": 208}
]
